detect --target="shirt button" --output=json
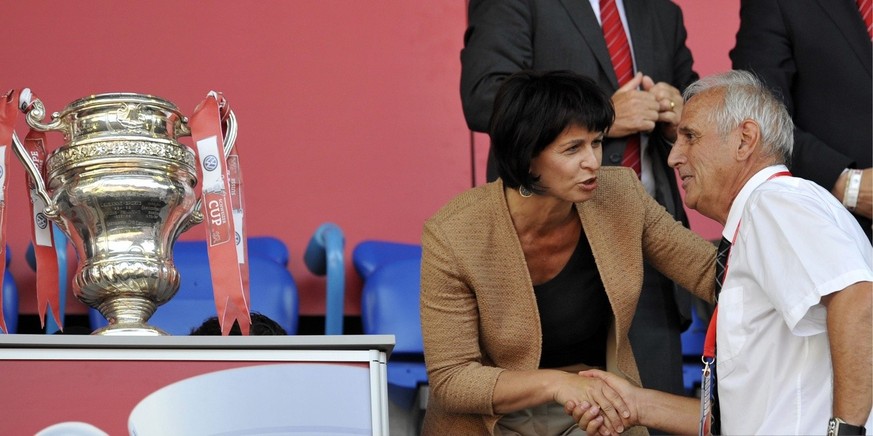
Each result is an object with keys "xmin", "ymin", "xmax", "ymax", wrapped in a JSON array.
[{"xmin": 609, "ymin": 153, "xmax": 622, "ymax": 164}]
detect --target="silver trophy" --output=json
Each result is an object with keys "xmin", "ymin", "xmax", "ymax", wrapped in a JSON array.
[{"xmin": 12, "ymin": 90, "xmax": 235, "ymax": 335}]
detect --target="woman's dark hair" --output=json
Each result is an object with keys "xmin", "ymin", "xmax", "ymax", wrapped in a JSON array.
[{"xmin": 489, "ymin": 70, "xmax": 614, "ymax": 193}]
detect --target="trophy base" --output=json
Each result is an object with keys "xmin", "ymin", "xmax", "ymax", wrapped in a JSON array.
[{"xmin": 92, "ymin": 322, "xmax": 169, "ymax": 336}]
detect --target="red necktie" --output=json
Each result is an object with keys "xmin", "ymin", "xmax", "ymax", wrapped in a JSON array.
[
  {"xmin": 600, "ymin": 0, "xmax": 641, "ymax": 177},
  {"xmin": 859, "ymin": 0, "xmax": 873, "ymax": 39}
]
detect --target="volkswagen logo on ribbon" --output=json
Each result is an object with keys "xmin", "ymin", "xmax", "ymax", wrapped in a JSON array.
[
  {"xmin": 35, "ymin": 212, "xmax": 48, "ymax": 229},
  {"xmin": 203, "ymin": 155, "xmax": 219, "ymax": 172}
]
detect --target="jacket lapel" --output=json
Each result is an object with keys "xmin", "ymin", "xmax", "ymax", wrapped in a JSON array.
[
  {"xmin": 577, "ymin": 195, "xmax": 642, "ymax": 361},
  {"xmin": 559, "ymin": 0, "xmax": 620, "ymax": 88},
  {"xmin": 625, "ymin": 0, "xmax": 655, "ymax": 79},
  {"xmin": 816, "ymin": 0, "xmax": 873, "ymax": 76},
  {"xmin": 485, "ymin": 181, "xmax": 543, "ymax": 368}
]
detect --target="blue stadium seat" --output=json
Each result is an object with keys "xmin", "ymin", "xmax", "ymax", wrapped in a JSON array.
[
  {"xmin": 353, "ymin": 240, "xmax": 427, "ymax": 420},
  {"xmin": 2, "ymin": 247, "xmax": 19, "ymax": 334},
  {"xmin": 174, "ymin": 236, "xmax": 290, "ymax": 267},
  {"xmin": 352, "ymin": 240, "xmax": 421, "ymax": 279},
  {"xmin": 680, "ymin": 301, "xmax": 709, "ymax": 396},
  {"xmin": 89, "ymin": 236, "xmax": 298, "ymax": 335}
]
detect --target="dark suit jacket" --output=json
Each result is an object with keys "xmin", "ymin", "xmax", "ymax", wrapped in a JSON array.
[
  {"xmin": 461, "ymin": 0, "xmax": 698, "ymax": 222},
  {"xmin": 420, "ymin": 169, "xmax": 716, "ymax": 435},
  {"xmin": 730, "ymin": 0, "xmax": 873, "ymax": 237}
]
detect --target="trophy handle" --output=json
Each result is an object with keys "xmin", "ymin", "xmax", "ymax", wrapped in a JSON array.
[
  {"xmin": 11, "ymin": 131, "xmax": 58, "ymax": 219},
  {"xmin": 12, "ymin": 89, "xmax": 60, "ymax": 221},
  {"xmin": 19, "ymin": 88, "xmax": 64, "ymax": 133},
  {"xmin": 219, "ymin": 101, "xmax": 238, "ymax": 157},
  {"xmin": 177, "ymin": 107, "xmax": 238, "ymax": 236}
]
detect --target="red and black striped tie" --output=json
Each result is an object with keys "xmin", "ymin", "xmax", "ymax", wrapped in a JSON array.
[{"xmin": 600, "ymin": 0, "xmax": 641, "ymax": 177}]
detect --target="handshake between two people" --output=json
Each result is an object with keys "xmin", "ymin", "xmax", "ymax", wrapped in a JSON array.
[{"xmin": 561, "ymin": 369, "xmax": 699, "ymax": 436}]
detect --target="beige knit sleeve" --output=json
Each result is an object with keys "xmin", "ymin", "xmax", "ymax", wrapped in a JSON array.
[
  {"xmin": 420, "ymin": 219, "xmax": 504, "ymax": 416},
  {"xmin": 636, "ymin": 180, "xmax": 717, "ymax": 303}
]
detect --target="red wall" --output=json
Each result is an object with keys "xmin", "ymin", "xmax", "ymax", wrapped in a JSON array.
[{"xmin": 3, "ymin": 1, "xmax": 737, "ymax": 322}]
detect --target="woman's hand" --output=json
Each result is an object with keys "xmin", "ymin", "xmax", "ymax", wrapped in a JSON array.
[
  {"xmin": 552, "ymin": 371, "xmax": 633, "ymax": 434},
  {"xmin": 564, "ymin": 400, "xmax": 612, "ymax": 435},
  {"xmin": 564, "ymin": 370, "xmax": 641, "ymax": 435}
]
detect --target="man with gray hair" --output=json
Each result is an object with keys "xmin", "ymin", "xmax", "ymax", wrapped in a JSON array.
[{"xmin": 566, "ymin": 70, "xmax": 872, "ymax": 435}]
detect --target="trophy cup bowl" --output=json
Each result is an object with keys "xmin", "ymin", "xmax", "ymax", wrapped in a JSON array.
[{"xmin": 13, "ymin": 91, "xmax": 231, "ymax": 335}]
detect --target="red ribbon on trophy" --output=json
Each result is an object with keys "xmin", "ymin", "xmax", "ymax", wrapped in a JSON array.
[
  {"xmin": 0, "ymin": 90, "xmax": 18, "ymax": 333},
  {"xmin": 21, "ymin": 116, "xmax": 61, "ymax": 330},
  {"xmin": 189, "ymin": 92, "xmax": 250, "ymax": 336},
  {"xmin": 227, "ymin": 148, "xmax": 251, "ymax": 306}
]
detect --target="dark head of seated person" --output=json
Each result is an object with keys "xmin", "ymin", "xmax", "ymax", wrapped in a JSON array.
[{"xmin": 190, "ymin": 312, "xmax": 287, "ymax": 336}]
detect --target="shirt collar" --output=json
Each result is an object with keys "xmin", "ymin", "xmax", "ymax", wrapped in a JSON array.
[{"xmin": 722, "ymin": 164, "xmax": 789, "ymax": 241}]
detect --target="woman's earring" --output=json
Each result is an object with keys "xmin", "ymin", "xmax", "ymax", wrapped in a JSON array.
[{"xmin": 519, "ymin": 185, "xmax": 533, "ymax": 198}]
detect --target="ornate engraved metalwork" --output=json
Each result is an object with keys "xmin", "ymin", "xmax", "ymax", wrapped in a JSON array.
[{"xmin": 12, "ymin": 91, "xmax": 233, "ymax": 335}]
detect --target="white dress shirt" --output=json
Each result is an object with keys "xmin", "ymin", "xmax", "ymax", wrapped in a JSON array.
[{"xmin": 717, "ymin": 165, "xmax": 873, "ymax": 434}]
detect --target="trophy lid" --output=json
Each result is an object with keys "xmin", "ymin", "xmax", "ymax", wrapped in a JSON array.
[{"xmin": 57, "ymin": 93, "xmax": 183, "ymax": 118}]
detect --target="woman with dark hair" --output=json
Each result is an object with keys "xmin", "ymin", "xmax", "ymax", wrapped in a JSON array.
[{"xmin": 420, "ymin": 70, "xmax": 716, "ymax": 435}]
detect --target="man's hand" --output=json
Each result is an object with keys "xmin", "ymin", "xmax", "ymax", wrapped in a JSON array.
[
  {"xmin": 608, "ymin": 72, "xmax": 660, "ymax": 138},
  {"xmin": 563, "ymin": 370, "xmax": 641, "ymax": 435},
  {"xmin": 641, "ymin": 75, "xmax": 683, "ymax": 141},
  {"xmin": 553, "ymin": 371, "xmax": 632, "ymax": 434},
  {"xmin": 568, "ymin": 370, "xmax": 704, "ymax": 435}
]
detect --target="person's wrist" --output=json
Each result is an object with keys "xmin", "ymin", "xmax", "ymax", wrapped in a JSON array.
[
  {"xmin": 631, "ymin": 386, "xmax": 652, "ymax": 427},
  {"xmin": 843, "ymin": 169, "xmax": 863, "ymax": 211},
  {"xmin": 828, "ymin": 417, "xmax": 867, "ymax": 435},
  {"xmin": 833, "ymin": 169, "xmax": 849, "ymax": 198}
]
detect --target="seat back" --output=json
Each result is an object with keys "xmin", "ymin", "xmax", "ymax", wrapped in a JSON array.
[
  {"xmin": 352, "ymin": 240, "xmax": 421, "ymax": 280},
  {"xmin": 2, "ymin": 247, "xmax": 18, "ymax": 334},
  {"xmin": 354, "ymin": 240, "xmax": 424, "ymax": 355},
  {"xmin": 680, "ymin": 300, "xmax": 710, "ymax": 395},
  {"xmin": 174, "ymin": 236, "xmax": 290, "ymax": 267},
  {"xmin": 680, "ymin": 301, "xmax": 707, "ymax": 357},
  {"xmin": 354, "ymin": 241, "xmax": 428, "ymax": 418},
  {"xmin": 361, "ymin": 258, "xmax": 423, "ymax": 355},
  {"xmin": 90, "ymin": 236, "xmax": 298, "ymax": 335}
]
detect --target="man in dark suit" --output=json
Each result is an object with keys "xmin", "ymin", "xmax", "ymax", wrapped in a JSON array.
[
  {"xmin": 731, "ymin": 0, "xmax": 873, "ymax": 240},
  {"xmin": 460, "ymin": 1, "xmax": 701, "ymax": 431}
]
